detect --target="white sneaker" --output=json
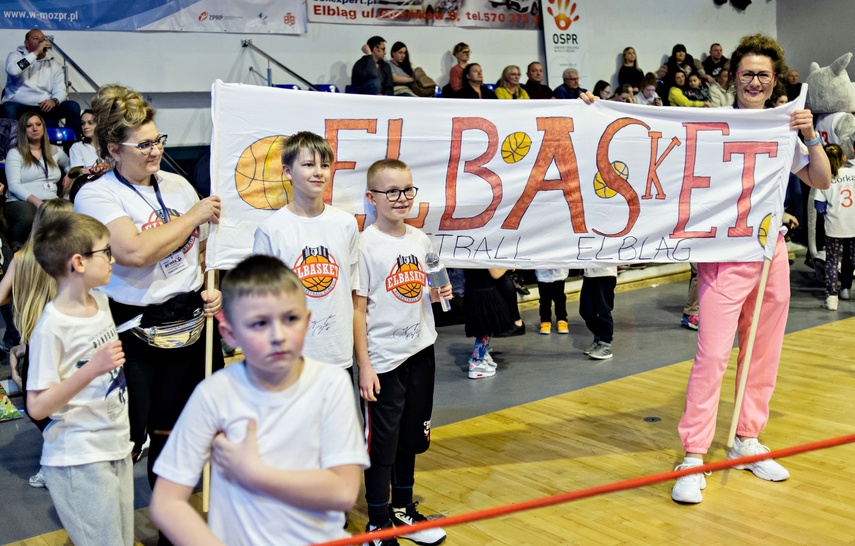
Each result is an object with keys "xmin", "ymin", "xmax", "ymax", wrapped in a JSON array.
[
  {"xmin": 826, "ymin": 295, "xmax": 839, "ymax": 310},
  {"xmin": 390, "ymin": 503, "xmax": 446, "ymax": 545},
  {"xmin": 671, "ymin": 458, "xmax": 707, "ymax": 504},
  {"xmin": 28, "ymin": 468, "xmax": 47, "ymax": 489},
  {"xmin": 727, "ymin": 437, "xmax": 790, "ymax": 481},
  {"xmin": 841, "ymin": 288, "xmax": 851, "ymax": 301},
  {"xmin": 482, "ymin": 351, "xmax": 497, "ymax": 371},
  {"xmin": 468, "ymin": 358, "xmax": 496, "ymax": 379}
]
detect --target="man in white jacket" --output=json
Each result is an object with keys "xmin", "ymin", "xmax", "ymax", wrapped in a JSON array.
[{"xmin": 1, "ymin": 29, "xmax": 81, "ymax": 136}]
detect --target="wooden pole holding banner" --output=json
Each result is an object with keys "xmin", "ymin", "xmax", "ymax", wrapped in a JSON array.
[
  {"xmin": 726, "ymin": 257, "xmax": 773, "ymax": 449},
  {"xmin": 202, "ymin": 269, "xmax": 215, "ymax": 512}
]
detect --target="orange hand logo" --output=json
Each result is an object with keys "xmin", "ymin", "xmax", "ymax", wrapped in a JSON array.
[{"xmin": 547, "ymin": 0, "xmax": 579, "ymax": 31}]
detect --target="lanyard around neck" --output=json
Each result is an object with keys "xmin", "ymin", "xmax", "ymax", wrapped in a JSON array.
[{"xmin": 113, "ymin": 168, "xmax": 171, "ymax": 224}]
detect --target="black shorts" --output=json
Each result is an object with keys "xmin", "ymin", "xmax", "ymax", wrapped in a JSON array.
[{"xmin": 364, "ymin": 344, "xmax": 435, "ymax": 466}]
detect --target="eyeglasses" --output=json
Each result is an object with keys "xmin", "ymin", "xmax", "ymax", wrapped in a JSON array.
[
  {"xmin": 736, "ymin": 71, "xmax": 776, "ymax": 85},
  {"xmin": 121, "ymin": 134, "xmax": 168, "ymax": 155},
  {"xmin": 369, "ymin": 186, "xmax": 419, "ymax": 201},
  {"xmin": 83, "ymin": 246, "xmax": 112, "ymax": 261}
]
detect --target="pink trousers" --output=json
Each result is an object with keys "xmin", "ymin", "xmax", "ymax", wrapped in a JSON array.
[{"xmin": 678, "ymin": 235, "xmax": 790, "ymax": 454}]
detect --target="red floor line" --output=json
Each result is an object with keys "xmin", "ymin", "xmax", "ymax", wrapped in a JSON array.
[{"xmin": 315, "ymin": 433, "xmax": 855, "ymax": 546}]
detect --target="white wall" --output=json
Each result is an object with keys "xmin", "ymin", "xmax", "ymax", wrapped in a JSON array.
[
  {"xmin": 777, "ymin": 0, "xmax": 855, "ymax": 81},
  {"xmin": 0, "ymin": 1, "xmax": 778, "ymax": 147}
]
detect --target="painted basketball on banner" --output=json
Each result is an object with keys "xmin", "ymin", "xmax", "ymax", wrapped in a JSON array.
[
  {"xmin": 234, "ymin": 135, "xmax": 293, "ymax": 210},
  {"xmin": 593, "ymin": 161, "xmax": 627, "ymax": 199},
  {"xmin": 501, "ymin": 132, "xmax": 532, "ymax": 163}
]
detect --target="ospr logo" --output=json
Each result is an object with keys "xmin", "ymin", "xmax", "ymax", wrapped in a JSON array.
[
  {"xmin": 547, "ymin": 0, "xmax": 579, "ymax": 30},
  {"xmin": 293, "ymin": 246, "xmax": 340, "ymax": 298},
  {"xmin": 385, "ymin": 255, "xmax": 426, "ymax": 304}
]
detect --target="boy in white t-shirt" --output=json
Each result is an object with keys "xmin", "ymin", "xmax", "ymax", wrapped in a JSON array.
[
  {"xmin": 254, "ymin": 131, "xmax": 360, "ymax": 370},
  {"xmin": 28, "ymin": 212, "xmax": 133, "ymax": 546},
  {"xmin": 355, "ymin": 159, "xmax": 452, "ymax": 546},
  {"xmin": 150, "ymin": 255, "xmax": 369, "ymax": 546}
]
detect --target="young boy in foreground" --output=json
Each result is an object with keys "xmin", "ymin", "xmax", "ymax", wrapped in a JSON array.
[
  {"xmin": 28, "ymin": 212, "xmax": 133, "ymax": 546},
  {"xmin": 355, "ymin": 159, "xmax": 451, "ymax": 546},
  {"xmin": 253, "ymin": 131, "xmax": 360, "ymax": 371},
  {"xmin": 150, "ymin": 255, "xmax": 369, "ymax": 545}
]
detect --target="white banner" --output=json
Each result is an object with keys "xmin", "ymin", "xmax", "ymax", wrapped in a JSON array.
[
  {"xmin": 138, "ymin": 0, "xmax": 307, "ymax": 34},
  {"xmin": 542, "ymin": 0, "xmax": 586, "ymax": 89},
  {"xmin": 208, "ymin": 81, "xmax": 802, "ymax": 271}
]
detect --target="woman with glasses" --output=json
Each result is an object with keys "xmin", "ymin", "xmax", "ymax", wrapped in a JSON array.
[
  {"xmin": 73, "ymin": 85, "xmax": 224, "ymax": 524},
  {"xmin": 4, "ymin": 111, "xmax": 69, "ymax": 250},
  {"xmin": 495, "ymin": 65, "xmax": 530, "ymax": 100},
  {"xmin": 448, "ymin": 42, "xmax": 470, "ymax": 93},
  {"xmin": 456, "ymin": 63, "xmax": 496, "ymax": 99},
  {"xmin": 670, "ymin": 34, "xmax": 832, "ymax": 505}
]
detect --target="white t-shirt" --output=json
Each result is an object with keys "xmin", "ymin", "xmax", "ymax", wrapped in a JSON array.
[
  {"xmin": 355, "ymin": 225, "xmax": 437, "ymax": 374},
  {"xmin": 816, "ymin": 162, "xmax": 855, "ymax": 238},
  {"xmin": 27, "ymin": 290, "xmax": 132, "ymax": 467},
  {"xmin": 253, "ymin": 205, "xmax": 359, "ymax": 368},
  {"xmin": 153, "ymin": 359, "xmax": 369, "ymax": 546},
  {"xmin": 74, "ymin": 170, "xmax": 208, "ymax": 306},
  {"xmin": 584, "ymin": 266, "xmax": 618, "ymax": 278},
  {"xmin": 69, "ymin": 141, "xmax": 99, "ymax": 168}
]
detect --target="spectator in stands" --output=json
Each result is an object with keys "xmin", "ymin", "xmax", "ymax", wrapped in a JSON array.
[
  {"xmin": 554, "ymin": 68, "xmax": 587, "ymax": 99},
  {"xmin": 610, "ymin": 84, "xmax": 637, "ymax": 103},
  {"xmin": 351, "ymin": 36, "xmax": 393, "ymax": 96},
  {"xmin": 457, "ymin": 64, "xmax": 496, "ymax": 99},
  {"xmin": 523, "ymin": 62, "xmax": 553, "ymax": 99},
  {"xmin": 668, "ymin": 71, "xmax": 711, "ymax": 108},
  {"xmin": 702, "ymin": 43, "xmax": 728, "ymax": 85},
  {"xmin": 657, "ymin": 44, "xmax": 706, "ymax": 105},
  {"xmin": 495, "ymin": 65, "xmax": 529, "ymax": 100},
  {"xmin": 449, "ymin": 43, "xmax": 471, "ymax": 92},
  {"xmin": 68, "ymin": 109, "xmax": 102, "ymax": 168},
  {"xmin": 618, "ymin": 47, "xmax": 644, "ymax": 93},
  {"xmin": 785, "ymin": 69, "xmax": 802, "ymax": 102},
  {"xmin": 388, "ymin": 42, "xmax": 417, "ymax": 96},
  {"xmin": 4, "ymin": 112, "xmax": 69, "ymax": 250},
  {"xmin": 1, "ymin": 29, "xmax": 81, "ymax": 137},
  {"xmin": 684, "ymin": 72, "xmax": 711, "ymax": 103},
  {"xmin": 635, "ymin": 73, "xmax": 663, "ymax": 105},
  {"xmin": 593, "ymin": 80, "xmax": 611, "ymax": 100},
  {"xmin": 708, "ymin": 63, "xmax": 734, "ymax": 107}
]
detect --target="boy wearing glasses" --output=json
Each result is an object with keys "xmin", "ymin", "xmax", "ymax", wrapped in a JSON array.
[
  {"xmin": 27, "ymin": 212, "xmax": 134, "ymax": 545},
  {"xmin": 355, "ymin": 159, "xmax": 451, "ymax": 545},
  {"xmin": 253, "ymin": 131, "xmax": 360, "ymax": 374}
]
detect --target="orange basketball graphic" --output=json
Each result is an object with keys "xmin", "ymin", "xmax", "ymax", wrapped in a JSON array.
[
  {"xmin": 396, "ymin": 261, "xmax": 423, "ymax": 299},
  {"xmin": 234, "ymin": 135, "xmax": 293, "ymax": 210},
  {"xmin": 293, "ymin": 247, "xmax": 339, "ymax": 298}
]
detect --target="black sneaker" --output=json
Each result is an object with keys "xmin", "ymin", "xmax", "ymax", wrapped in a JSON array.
[
  {"xmin": 364, "ymin": 520, "xmax": 400, "ymax": 546},
  {"xmin": 389, "ymin": 502, "xmax": 446, "ymax": 546},
  {"xmin": 496, "ymin": 322, "xmax": 526, "ymax": 337}
]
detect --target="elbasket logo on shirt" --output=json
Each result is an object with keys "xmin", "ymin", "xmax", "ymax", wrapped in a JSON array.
[
  {"xmin": 141, "ymin": 209, "xmax": 199, "ymax": 255},
  {"xmin": 385, "ymin": 255, "xmax": 426, "ymax": 304},
  {"xmin": 293, "ymin": 246, "xmax": 340, "ymax": 298}
]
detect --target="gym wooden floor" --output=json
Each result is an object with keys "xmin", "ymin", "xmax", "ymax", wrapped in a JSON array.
[{"xmin": 12, "ymin": 315, "xmax": 855, "ymax": 546}]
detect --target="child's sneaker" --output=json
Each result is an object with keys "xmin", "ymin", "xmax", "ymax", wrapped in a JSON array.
[
  {"xmin": 841, "ymin": 288, "xmax": 851, "ymax": 300},
  {"xmin": 588, "ymin": 341, "xmax": 613, "ymax": 360},
  {"xmin": 826, "ymin": 295, "xmax": 839, "ymax": 310},
  {"xmin": 28, "ymin": 468, "xmax": 47, "ymax": 489},
  {"xmin": 482, "ymin": 351, "xmax": 497, "ymax": 371},
  {"xmin": 364, "ymin": 519, "xmax": 400, "ymax": 546},
  {"xmin": 390, "ymin": 502, "xmax": 447, "ymax": 545},
  {"xmin": 727, "ymin": 437, "xmax": 790, "ymax": 481},
  {"xmin": 680, "ymin": 314, "xmax": 699, "ymax": 330},
  {"xmin": 539, "ymin": 322, "xmax": 551, "ymax": 335},
  {"xmin": 583, "ymin": 339, "xmax": 599, "ymax": 355},
  {"xmin": 557, "ymin": 320, "xmax": 569, "ymax": 334},
  {"xmin": 468, "ymin": 358, "xmax": 496, "ymax": 379},
  {"xmin": 671, "ymin": 457, "xmax": 707, "ymax": 504}
]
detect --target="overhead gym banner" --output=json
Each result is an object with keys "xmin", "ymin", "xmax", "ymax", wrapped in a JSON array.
[
  {"xmin": 0, "ymin": 0, "xmax": 307, "ymax": 34},
  {"xmin": 306, "ymin": 0, "xmax": 540, "ymax": 29},
  {"xmin": 207, "ymin": 80, "xmax": 804, "ymax": 271}
]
